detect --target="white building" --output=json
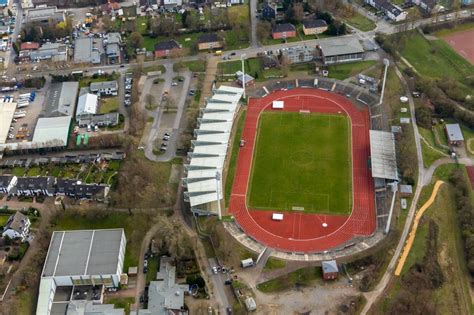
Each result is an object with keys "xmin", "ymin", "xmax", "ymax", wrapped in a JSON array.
[
  {"xmin": 90, "ymin": 81, "xmax": 118, "ymax": 96},
  {"xmin": 364, "ymin": 0, "xmax": 407, "ymax": 22},
  {"xmin": 183, "ymin": 86, "xmax": 243, "ymax": 215},
  {"xmin": 36, "ymin": 229, "xmax": 126, "ymax": 315},
  {"xmin": 76, "ymin": 93, "xmax": 98, "ymax": 120},
  {"xmin": 2, "ymin": 211, "xmax": 31, "ymax": 242}
]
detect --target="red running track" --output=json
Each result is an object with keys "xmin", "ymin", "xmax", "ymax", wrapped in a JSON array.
[{"xmin": 228, "ymin": 88, "xmax": 375, "ymax": 252}]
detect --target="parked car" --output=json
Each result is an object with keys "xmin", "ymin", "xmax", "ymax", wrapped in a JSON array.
[{"xmin": 212, "ymin": 266, "xmax": 218, "ymax": 274}]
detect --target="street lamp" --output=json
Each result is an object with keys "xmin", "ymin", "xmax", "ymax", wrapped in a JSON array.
[
  {"xmin": 241, "ymin": 53, "xmax": 247, "ymax": 99},
  {"xmin": 215, "ymin": 171, "xmax": 222, "ymax": 220}
]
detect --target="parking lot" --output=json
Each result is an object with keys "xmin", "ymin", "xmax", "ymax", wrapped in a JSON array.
[{"xmin": 3, "ymin": 88, "xmax": 46, "ymax": 144}]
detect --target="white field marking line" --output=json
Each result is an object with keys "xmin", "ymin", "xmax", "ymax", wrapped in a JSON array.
[{"xmin": 241, "ymin": 91, "xmax": 362, "ymax": 242}]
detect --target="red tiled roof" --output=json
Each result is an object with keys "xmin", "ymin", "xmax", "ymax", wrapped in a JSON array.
[{"xmin": 20, "ymin": 42, "xmax": 39, "ymax": 50}]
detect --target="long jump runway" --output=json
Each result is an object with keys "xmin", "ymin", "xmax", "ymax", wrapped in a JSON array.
[{"xmin": 228, "ymin": 88, "xmax": 376, "ymax": 253}]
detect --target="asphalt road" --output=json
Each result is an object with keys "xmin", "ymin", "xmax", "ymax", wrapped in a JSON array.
[
  {"xmin": 250, "ymin": 0, "xmax": 259, "ymax": 48},
  {"xmin": 208, "ymin": 258, "xmax": 231, "ymax": 313}
]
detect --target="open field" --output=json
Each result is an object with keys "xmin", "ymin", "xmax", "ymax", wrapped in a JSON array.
[
  {"xmin": 442, "ymin": 28, "xmax": 474, "ymax": 64},
  {"xmin": 248, "ymin": 112, "xmax": 352, "ymax": 214},
  {"xmin": 400, "ymin": 32, "xmax": 474, "ymax": 82},
  {"xmin": 327, "ymin": 60, "xmax": 377, "ymax": 80},
  {"xmin": 257, "ymin": 266, "xmax": 322, "ymax": 292},
  {"xmin": 341, "ymin": 12, "xmax": 376, "ymax": 32}
]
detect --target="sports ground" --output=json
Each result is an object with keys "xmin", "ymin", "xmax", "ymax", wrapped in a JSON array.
[
  {"xmin": 228, "ymin": 88, "xmax": 375, "ymax": 252},
  {"xmin": 248, "ymin": 112, "xmax": 352, "ymax": 215}
]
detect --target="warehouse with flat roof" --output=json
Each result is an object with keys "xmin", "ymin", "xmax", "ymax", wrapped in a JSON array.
[
  {"xmin": 41, "ymin": 82, "xmax": 79, "ymax": 118},
  {"xmin": 36, "ymin": 229, "xmax": 126, "ymax": 315},
  {"xmin": 0, "ymin": 101, "xmax": 17, "ymax": 144}
]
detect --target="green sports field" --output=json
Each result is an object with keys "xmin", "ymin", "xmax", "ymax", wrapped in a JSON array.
[{"xmin": 247, "ymin": 112, "xmax": 352, "ymax": 215}]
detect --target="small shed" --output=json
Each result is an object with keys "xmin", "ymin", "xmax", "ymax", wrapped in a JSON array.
[
  {"xmin": 322, "ymin": 260, "xmax": 339, "ymax": 280},
  {"xmin": 445, "ymin": 123, "xmax": 464, "ymax": 146},
  {"xmin": 245, "ymin": 297, "xmax": 257, "ymax": 311},
  {"xmin": 400, "ymin": 184, "xmax": 413, "ymax": 195},
  {"xmin": 128, "ymin": 266, "xmax": 138, "ymax": 276}
]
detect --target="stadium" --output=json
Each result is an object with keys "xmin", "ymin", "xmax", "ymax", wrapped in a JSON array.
[{"xmin": 184, "ymin": 79, "xmax": 398, "ymax": 259}]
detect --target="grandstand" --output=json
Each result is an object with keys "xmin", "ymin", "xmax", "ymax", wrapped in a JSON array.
[{"xmin": 183, "ymin": 86, "xmax": 244, "ymax": 215}]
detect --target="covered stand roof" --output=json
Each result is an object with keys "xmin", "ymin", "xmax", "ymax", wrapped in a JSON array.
[{"xmin": 369, "ymin": 130, "xmax": 398, "ymax": 180}]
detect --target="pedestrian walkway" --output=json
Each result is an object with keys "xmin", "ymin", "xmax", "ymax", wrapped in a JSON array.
[{"xmin": 394, "ymin": 180, "xmax": 444, "ymax": 276}]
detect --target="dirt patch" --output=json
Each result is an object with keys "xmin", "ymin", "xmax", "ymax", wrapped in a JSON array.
[{"xmin": 442, "ymin": 29, "xmax": 474, "ymax": 64}]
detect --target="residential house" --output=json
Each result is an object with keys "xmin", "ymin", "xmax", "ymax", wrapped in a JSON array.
[
  {"xmin": 56, "ymin": 179, "xmax": 110, "ymax": 201},
  {"xmin": 105, "ymin": 32, "xmax": 122, "ymax": 64},
  {"xmin": 197, "ymin": 34, "xmax": 223, "ymax": 51},
  {"xmin": 322, "ymin": 260, "xmax": 339, "ymax": 280},
  {"xmin": 364, "ymin": 0, "xmax": 407, "ymax": 21},
  {"xmin": 163, "ymin": 0, "xmax": 183, "ymax": 11},
  {"xmin": 137, "ymin": 257, "xmax": 189, "ymax": 315},
  {"xmin": 154, "ymin": 39, "xmax": 182, "ymax": 58},
  {"xmin": 412, "ymin": 0, "xmax": 438, "ymax": 12},
  {"xmin": 2, "ymin": 211, "xmax": 31, "ymax": 242},
  {"xmin": 76, "ymin": 93, "xmax": 98, "ymax": 120},
  {"xmin": 445, "ymin": 123, "xmax": 464, "ymax": 146},
  {"xmin": 90, "ymin": 80, "xmax": 118, "ymax": 96},
  {"xmin": 261, "ymin": 3, "xmax": 276, "ymax": 20},
  {"xmin": 272, "ymin": 23, "xmax": 296, "ymax": 39},
  {"xmin": 20, "ymin": 41, "xmax": 39, "ymax": 51},
  {"xmin": 15, "ymin": 176, "xmax": 55, "ymax": 196},
  {"xmin": 0, "ymin": 175, "xmax": 17, "ymax": 194},
  {"xmin": 302, "ymin": 19, "xmax": 328, "ymax": 35},
  {"xmin": 75, "ymin": 183, "xmax": 110, "ymax": 202}
]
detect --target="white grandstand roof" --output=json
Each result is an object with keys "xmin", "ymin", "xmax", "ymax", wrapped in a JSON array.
[
  {"xmin": 192, "ymin": 144, "xmax": 228, "ymax": 156},
  {"xmin": 198, "ymin": 121, "xmax": 233, "ymax": 133},
  {"xmin": 196, "ymin": 133, "xmax": 230, "ymax": 143},
  {"xmin": 187, "ymin": 169, "xmax": 221, "ymax": 179},
  {"xmin": 369, "ymin": 130, "xmax": 398, "ymax": 180},
  {"xmin": 201, "ymin": 111, "xmax": 235, "ymax": 121},
  {"xmin": 185, "ymin": 86, "xmax": 244, "ymax": 209}
]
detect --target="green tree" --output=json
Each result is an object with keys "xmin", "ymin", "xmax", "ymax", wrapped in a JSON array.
[{"xmin": 128, "ymin": 32, "xmax": 144, "ymax": 50}]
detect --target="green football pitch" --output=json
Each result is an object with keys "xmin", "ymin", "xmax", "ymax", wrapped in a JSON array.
[{"xmin": 247, "ymin": 111, "xmax": 352, "ymax": 215}]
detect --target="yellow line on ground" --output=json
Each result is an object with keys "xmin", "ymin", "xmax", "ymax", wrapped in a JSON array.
[{"xmin": 394, "ymin": 180, "xmax": 444, "ymax": 276}]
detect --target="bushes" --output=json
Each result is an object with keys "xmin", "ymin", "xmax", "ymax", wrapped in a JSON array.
[
  {"xmin": 449, "ymin": 169, "xmax": 474, "ymax": 275},
  {"xmin": 415, "ymin": 107, "xmax": 433, "ymax": 129}
]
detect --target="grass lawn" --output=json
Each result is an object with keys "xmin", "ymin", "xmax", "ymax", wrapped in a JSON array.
[
  {"xmin": 327, "ymin": 60, "xmax": 377, "ymax": 80},
  {"xmin": 341, "ymin": 12, "xmax": 376, "ymax": 32},
  {"xmin": 218, "ymin": 58, "xmax": 283, "ymax": 81},
  {"xmin": 400, "ymin": 32, "xmax": 474, "ymax": 82},
  {"xmin": 257, "ymin": 266, "xmax": 322, "ymax": 292},
  {"xmin": 261, "ymin": 36, "xmax": 302, "ymax": 46},
  {"xmin": 50, "ymin": 211, "xmax": 155, "ymax": 271},
  {"xmin": 100, "ymin": 97, "xmax": 119, "ymax": 114},
  {"xmin": 105, "ymin": 297, "xmax": 135, "ymax": 315},
  {"xmin": 434, "ymin": 21, "xmax": 474, "ymax": 37},
  {"xmin": 263, "ymin": 257, "xmax": 286, "ymax": 271},
  {"xmin": 421, "ymin": 139, "xmax": 445, "ymax": 168},
  {"xmin": 225, "ymin": 110, "xmax": 246, "ymax": 207},
  {"xmin": 183, "ymin": 60, "xmax": 207, "ymax": 72},
  {"xmin": 248, "ymin": 112, "xmax": 352, "ymax": 214},
  {"xmin": 0, "ymin": 214, "xmax": 10, "ymax": 226},
  {"xmin": 146, "ymin": 256, "xmax": 159, "ymax": 284}
]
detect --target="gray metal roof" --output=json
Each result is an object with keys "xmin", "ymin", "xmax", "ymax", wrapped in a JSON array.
[
  {"xmin": 42, "ymin": 229, "xmax": 125, "ymax": 277},
  {"xmin": 90, "ymin": 80, "xmax": 118, "ymax": 91},
  {"xmin": 319, "ymin": 36, "xmax": 365, "ymax": 57},
  {"xmin": 42, "ymin": 82, "xmax": 79, "ymax": 118},
  {"xmin": 445, "ymin": 123, "xmax": 464, "ymax": 142},
  {"xmin": 32, "ymin": 116, "xmax": 71, "ymax": 146},
  {"xmin": 369, "ymin": 130, "xmax": 398, "ymax": 180},
  {"xmin": 74, "ymin": 37, "xmax": 102, "ymax": 64},
  {"xmin": 322, "ymin": 260, "xmax": 338, "ymax": 273}
]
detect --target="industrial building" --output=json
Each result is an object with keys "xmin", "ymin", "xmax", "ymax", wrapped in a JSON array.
[
  {"xmin": 36, "ymin": 229, "xmax": 126, "ymax": 315},
  {"xmin": 74, "ymin": 37, "xmax": 102, "ymax": 64},
  {"xmin": 41, "ymin": 82, "xmax": 79, "ymax": 118},
  {"xmin": 0, "ymin": 100, "xmax": 17, "ymax": 144},
  {"xmin": 319, "ymin": 37, "xmax": 365, "ymax": 65},
  {"xmin": 445, "ymin": 123, "xmax": 464, "ymax": 146},
  {"xmin": 32, "ymin": 116, "xmax": 72, "ymax": 148},
  {"xmin": 76, "ymin": 93, "xmax": 98, "ymax": 119},
  {"xmin": 183, "ymin": 86, "xmax": 244, "ymax": 215}
]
